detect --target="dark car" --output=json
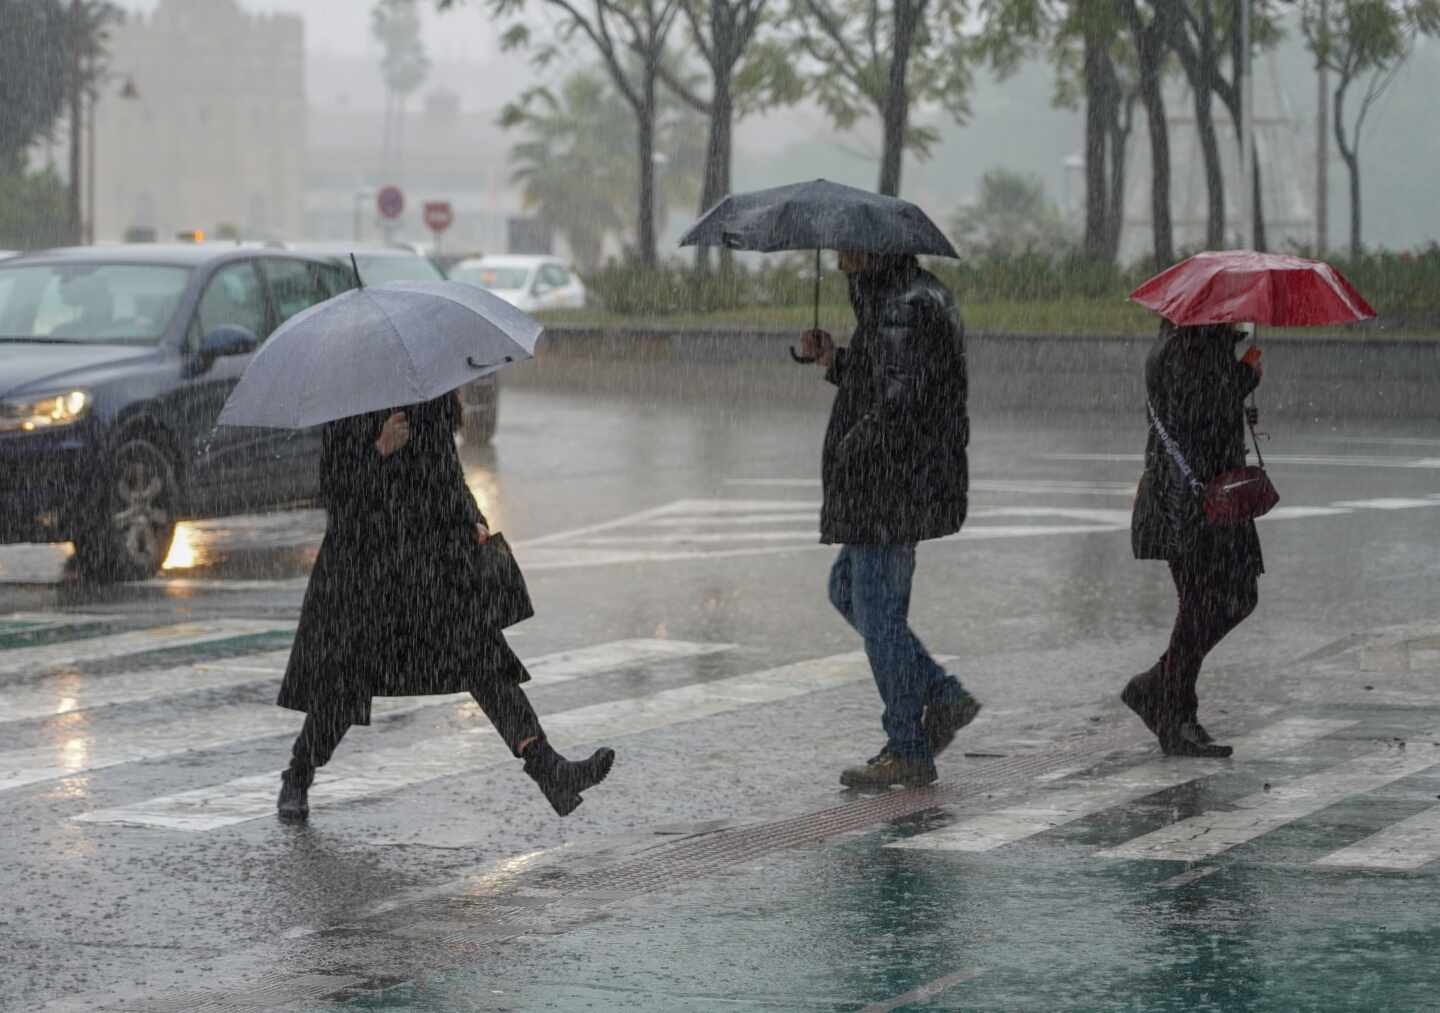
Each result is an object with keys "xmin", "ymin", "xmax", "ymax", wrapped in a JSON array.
[
  {"xmin": 277, "ymin": 242, "xmax": 500, "ymax": 445},
  {"xmin": 0, "ymin": 244, "xmax": 359, "ymax": 581}
]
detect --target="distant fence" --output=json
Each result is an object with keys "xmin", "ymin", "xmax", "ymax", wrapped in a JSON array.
[{"xmin": 500, "ymin": 326, "xmax": 1439, "ymax": 420}]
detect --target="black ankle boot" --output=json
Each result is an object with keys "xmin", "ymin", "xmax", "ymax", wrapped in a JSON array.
[
  {"xmin": 522, "ymin": 741, "xmax": 615, "ymax": 816},
  {"xmin": 277, "ymin": 768, "xmax": 310, "ymax": 821}
]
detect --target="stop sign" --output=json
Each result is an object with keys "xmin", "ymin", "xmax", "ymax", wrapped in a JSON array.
[
  {"xmin": 423, "ymin": 201, "xmax": 454, "ymax": 233},
  {"xmin": 376, "ymin": 185, "xmax": 404, "ymax": 220}
]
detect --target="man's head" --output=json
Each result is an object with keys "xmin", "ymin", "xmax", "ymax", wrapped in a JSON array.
[{"xmin": 836, "ymin": 250, "xmax": 870, "ymax": 275}]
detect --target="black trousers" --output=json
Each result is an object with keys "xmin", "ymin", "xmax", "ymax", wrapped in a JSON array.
[
  {"xmin": 1157, "ymin": 557, "xmax": 1259, "ymax": 723},
  {"xmin": 287, "ymin": 678, "xmax": 545, "ymax": 784}
]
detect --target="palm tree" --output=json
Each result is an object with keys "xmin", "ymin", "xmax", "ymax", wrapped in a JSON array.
[
  {"xmin": 502, "ymin": 70, "xmax": 705, "ymax": 270},
  {"xmin": 371, "ymin": 0, "xmax": 431, "ymax": 181}
]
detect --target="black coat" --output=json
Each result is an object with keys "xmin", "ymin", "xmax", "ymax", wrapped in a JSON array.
[
  {"xmin": 1131, "ymin": 324, "xmax": 1265, "ymax": 575},
  {"xmin": 820, "ymin": 261, "xmax": 969, "ymax": 545},
  {"xmin": 277, "ymin": 394, "xmax": 529, "ymax": 726}
]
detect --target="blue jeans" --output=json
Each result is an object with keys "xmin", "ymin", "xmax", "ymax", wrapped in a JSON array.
[{"xmin": 828, "ymin": 544, "xmax": 969, "ymax": 762}]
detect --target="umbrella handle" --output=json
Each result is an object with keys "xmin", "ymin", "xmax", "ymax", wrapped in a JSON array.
[{"xmin": 789, "ymin": 346, "xmax": 817, "ymax": 364}]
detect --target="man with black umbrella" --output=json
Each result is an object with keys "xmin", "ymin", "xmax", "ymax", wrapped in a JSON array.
[{"xmin": 800, "ymin": 249, "xmax": 982, "ymax": 788}]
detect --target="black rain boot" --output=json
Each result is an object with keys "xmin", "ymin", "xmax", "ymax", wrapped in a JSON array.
[
  {"xmin": 1161, "ymin": 722, "xmax": 1234, "ymax": 758},
  {"xmin": 522, "ymin": 740, "xmax": 616, "ymax": 817},
  {"xmin": 1121, "ymin": 665, "xmax": 1165, "ymax": 738},
  {"xmin": 277, "ymin": 767, "xmax": 310, "ymax": 822}
]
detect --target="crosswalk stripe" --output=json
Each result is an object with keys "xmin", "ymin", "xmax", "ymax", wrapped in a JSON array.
[
  {"xmin": 0, "ymin": 650, "xmax": 294, "ymax": 723},
  {"xmin": 1098, "ymin": 737, "xmax": 1440, "ymax": 863},
  {"xmin": 1042, "ymin": 453, "xmax": 1440, "ymax": 470},
  {"xmin": 1330, "ymin": 498, "xmax": 1440, "ymax": 511},
  {"xmin": 0, "ymin": 640, "xmax": 734, "ymax": 792},
  {"xmin": 1313, "ymin": 804, "xmax": 1440, "ymax": 871},
  {"xmin": 0, "ymin": 619, "xmax": 294, "ymax": 674},
  {"xmin": 0, "ymin": 612, "xmax": 112, "ymax": 635},
  {"xmin": 886, "ymin": 719, "xmax": 1354, "ymax": 853},
  {"xmin": 76, "ymin": 650, "xmax": 941, "ymax": 831}
]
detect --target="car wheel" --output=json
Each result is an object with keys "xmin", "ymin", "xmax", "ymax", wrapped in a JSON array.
[
  {"xmin": 462, "ymin": 394, "xmax": 498, "ymax": 446},
  {"xmin": 74, "ymin": 438, "xmax": 179, "ymax": 582}
]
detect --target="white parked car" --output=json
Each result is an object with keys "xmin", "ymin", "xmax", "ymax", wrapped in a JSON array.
[{"xmin": 448, "ymin": 255, "xmax": 586, "ymax": 312}]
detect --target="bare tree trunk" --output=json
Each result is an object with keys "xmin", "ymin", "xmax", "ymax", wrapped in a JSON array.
[
  {"xmin": 1105, "ymin": 96, "xmax": 1136, "ymax": 262},
  {"xmin": 1334, "ymin": 83, "xmax": 1360, "ymax": 255},
  {"xmin": 1082, "ymin": 17, "xmax": 1113, "ymax": 260},
  {"xmin": 1193, "ymin": 85, "xmax": 1225, "ymax": 247},
  {"xmin": 878, "ymin": 0, "xmax": 923, "ymax": 196},
  {"xmin": 1136, "ymin": 35, "xmax": 1173, "ymax": 267},
  {"xmin": 696, "ymin": 69, "xmax": 733, "ymax": 273},
  {"xmin": 637, "ymin": 69, "xmax": 659, "ymax": 267},
  {"xmin": 1252, "ymin": 157, "xmax": 1268, "ymax": 251}
]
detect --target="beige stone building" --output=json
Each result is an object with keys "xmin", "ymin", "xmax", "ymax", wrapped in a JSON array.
[{"xmin": 91, "ymin": 0, "xmax": 305, "ymax": 243}]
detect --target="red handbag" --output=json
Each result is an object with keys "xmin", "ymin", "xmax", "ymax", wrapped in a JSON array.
[{"xmin": 1149, "ymin": 400, "xmax": 1279, "ymax": 526}]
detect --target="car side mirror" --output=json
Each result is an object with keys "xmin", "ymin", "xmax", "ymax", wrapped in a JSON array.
[
  {"xmin": 203, "ymin": 324, "xmax": 258, "ymax": 358},
  {"xmin": 190, "ymin": 324, "xmax": 258, "ymax": 374}
]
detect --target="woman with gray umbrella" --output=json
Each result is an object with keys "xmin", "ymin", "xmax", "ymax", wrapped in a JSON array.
[
  {"xmin": 216, "ymin": 274, "xmax": 615, "ymax": 822},
  {"xmin": 274, "ymin": 389, "xmax": 615, "ymax": 820}
]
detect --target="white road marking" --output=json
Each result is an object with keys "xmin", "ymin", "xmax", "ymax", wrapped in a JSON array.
[
  {"xmin": 726, "ymin": 478, "xmax": 1139, "ymax": 497},
  {"xmin": 1261, "ymin": 506, "xmax": 1353, "ymax": 520},
  {"xmin": 887, "ymin": 719, "xmax": 1353, "ymax": 853},
  {"xmin": 1312, "ymin": 805, "xmax": 1440, "ymax": 871},
  {"xmin": 0, "ymin": 619, "xmax": 295, "ymax": 674},
  {"xmin": 1330, "ymin": 498, "xmax": 1440, "ymax": 510},
  {"xmin": 1043, "ymin": 453, "xmax": 1440, "ymax": 470},
  {"xmin": 75, "ymin": 650, "xmax": 941, "ymax": 831},
  {"xmin": 0, "ymin": 640, "xmax": 734, "ymax": 791},
  {"xmin": 0, "ymin": 638, "xmax": 728, "ymax": 725},
  {"xmin": 0, "ymin": 613, "xmax": 113, "ymax": 635},
  {"xmin": 0, "ymin": 650, "xmax": 294, "ymax": 723},
  {"xmin": 1099, "ymin": 738, "xmax": 1440, "ymax": 863}
]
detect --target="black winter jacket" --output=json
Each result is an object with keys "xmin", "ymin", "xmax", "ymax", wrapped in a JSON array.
[
  {"xmin": 819, "ymin": 262, "xmax": 970, "ymax": 545},
  {"xmin": 1131, "ymin": 324, "xmax": 1265, "ymax": 575}
]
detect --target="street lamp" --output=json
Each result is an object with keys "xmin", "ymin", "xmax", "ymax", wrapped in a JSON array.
[{"xmin": 86, "ymin": 73, "xmax": 141, "ymax": 244}]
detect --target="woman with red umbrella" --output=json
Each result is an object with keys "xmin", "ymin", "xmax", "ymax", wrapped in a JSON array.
[{"xmin": 1122, "ymin": 251, "xmax": 1374, "ymax": 757}]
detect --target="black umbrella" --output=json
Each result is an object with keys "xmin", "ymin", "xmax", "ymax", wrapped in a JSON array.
[{"xmin": 679, "ymin": 179, "xmax": 959, "ymax": 362}]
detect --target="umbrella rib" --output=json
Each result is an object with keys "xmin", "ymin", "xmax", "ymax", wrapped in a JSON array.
[{"xmin": 366, "ymin": 291, "xmax": 427, "ymax": 402}]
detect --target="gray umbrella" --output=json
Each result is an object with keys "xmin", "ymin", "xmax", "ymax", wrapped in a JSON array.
[
  {"xmin": 678, "ymin": 178, "xmax": 958, "ymax": 361},
  {"xmin": 218, "ymin": 279, "xmax": 542, "ymax": 429}
]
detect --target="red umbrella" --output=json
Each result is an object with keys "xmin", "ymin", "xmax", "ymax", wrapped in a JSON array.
[{"xmin": 1129, "ymin": 250, "xmax": 1376, "ymax": 327}]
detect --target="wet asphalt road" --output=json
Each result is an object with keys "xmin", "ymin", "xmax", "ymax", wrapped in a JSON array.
[{"xmin": 3, "ymin": 363, "xmax": 1439, "ymax": 1011}]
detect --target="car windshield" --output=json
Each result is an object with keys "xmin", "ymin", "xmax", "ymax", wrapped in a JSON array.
[
  {"xmin": 354, "ymin": 255, "xmax": 445, "ymax": 284},
  {"xmin": 451, "ymin": 264, "xmax": 530, "ymax": 290},
  {"xmin": 0, "ymin": 263, "xmax": 191, "ymax": 344}
]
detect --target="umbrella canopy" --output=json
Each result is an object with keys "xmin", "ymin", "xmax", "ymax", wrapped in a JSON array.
[
  {"xmin": 679, "ymin": 178, "xmax": 959, "ymax": 258},
  {"xmin": 218, "ymin": 280, "xmax": 542, "ymax": 429},
  {"xmin": 1129, "ymin": 250, "xmax": 1376, "ymax": 327}
]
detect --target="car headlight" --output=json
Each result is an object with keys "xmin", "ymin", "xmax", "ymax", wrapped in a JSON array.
[{"xmin": 0, "ymin": 390, "xmax": 92, "ymax": 433}]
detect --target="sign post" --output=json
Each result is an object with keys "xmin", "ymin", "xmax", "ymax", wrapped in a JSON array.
[
  {"xmin": 424, "ymin": 200, "xmax": 454, "ymax": 254},
  {"xmin": 376, "ymin": 185, "xmax": 404, "ymax": 243}
]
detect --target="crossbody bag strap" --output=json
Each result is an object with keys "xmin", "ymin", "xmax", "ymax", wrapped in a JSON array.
[
  {"xmin": 1147, "ymin": 398, "xmax": 1204, "ymax": 495},
  {"xmin": 1246, "ymin": 396, "xmax": 1267, "ymax": 469}
]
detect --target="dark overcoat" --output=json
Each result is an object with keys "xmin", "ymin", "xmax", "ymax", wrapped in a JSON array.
[
  {"xmin": 1131, "ymin": 323, "xmax": 1265, "ymax": 576},
  {"xmin": 819, "ymin": 260, "xmax": 970, "ymax": 545},
  {"xmin": 277, "ymin": 394, "xmax": 529, "ymax": 726}
]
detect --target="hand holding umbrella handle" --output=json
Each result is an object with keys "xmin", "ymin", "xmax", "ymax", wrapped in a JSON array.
[{"xmin": 789, "ymin": 346, "xmax": 817, "ymax": 364}]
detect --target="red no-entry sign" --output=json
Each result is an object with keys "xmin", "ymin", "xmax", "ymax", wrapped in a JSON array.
[
  {"xmin": 377, "ymin": 185, "xmax": 404, "ymax": 220},
  {"xmin": 424, "ymin": 201, "xmax": 454, "ymax": 234}
]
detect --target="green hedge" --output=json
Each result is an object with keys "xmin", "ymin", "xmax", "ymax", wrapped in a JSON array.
[{"xmin": 582, "ymin": 247, "xmax": 1438, "ymax": 324}]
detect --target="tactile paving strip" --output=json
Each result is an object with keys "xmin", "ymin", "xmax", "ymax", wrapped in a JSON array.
[{"xmin": 61, "ymin": 729, "xmax": 1152, "ymax": 1011}]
